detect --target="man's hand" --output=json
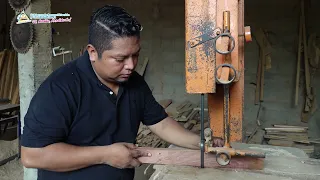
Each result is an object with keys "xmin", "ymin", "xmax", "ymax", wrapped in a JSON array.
[
  {"xmin": 103, "ymin": 143, "xmax": 151, "ymax": 169},
  {"xmin": 212, "ymin": 137, "xmax": 224, "ymax": 147}
]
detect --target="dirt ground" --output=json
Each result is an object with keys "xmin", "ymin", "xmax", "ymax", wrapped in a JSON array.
[
  {"xmin": 0, "ymin": 158, "xmax": 23, "ymax": 180},
  {"xmin": 0, "ymin": 139, "xmax": 153, "ymax": 180},
  {"xmin": 0, "ymin": 139, "xmax": 22, "ymax": 180}
]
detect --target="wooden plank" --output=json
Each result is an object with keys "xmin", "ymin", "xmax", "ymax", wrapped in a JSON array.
[
  {"xmin": 272, "ymin": 125, "xmax": 308, "ymax": 129},
  {"xmin": 0, "ymin": 51, "xmax": 8, "ymax": 98},
  {"xmin": 137, "ymin": 147, "xmax": 264, "ymax": 170},
  {"xmin": 268, "ymin": 140, "xmax": 294, "ymax": 147},
  {"xmin": 3, "ymin": 51, "xmax": 14, "ymax": 98},
  {"xmin": 264, "ymin": 134, "xmax": 308, "ymax": 142},
  {"xmin": 259, "ymin": 49, "xmax": 265, "ymax": 101},
  {"xmin": 255, "ymin": 50, "xmax": 262, "ymax": 104},
  {"xmin": 0, "ymin": 104, "xmax": 20, "ymax": 113},
  {"xmin": 0, "ymin": 50, "xmax": 7, "ymax": 76},
  {"xmin": 9, "ymin": 51, "xmax": 17, "ymax": 100},
  {"xmin": 301, "ymin": 0, "xmax": 311, "ymax": 101},
  {"xmin": 295, "ymin": 12, "xmax": 303, "ymax": 106},
  {"xmin": 265, "ymin": 127, "xmax": 307, "ymax": 133},
  {"xmin": 185, "ymin": 0, "xmax": 216, "ymax": 93}
]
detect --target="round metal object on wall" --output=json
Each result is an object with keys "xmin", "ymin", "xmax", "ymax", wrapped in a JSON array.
[
  {"xmin": 10, "ymin": 14, "xmax": 34, "ymax": 54},
  {"xmin": 8, "ymin": 0, "xmax": 31, "ymax": 11}
]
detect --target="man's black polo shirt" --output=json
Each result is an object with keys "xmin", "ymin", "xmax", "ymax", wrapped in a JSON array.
[{"xmin": 21, "ymin": 51, "xmax": 168, "ymax": 180}]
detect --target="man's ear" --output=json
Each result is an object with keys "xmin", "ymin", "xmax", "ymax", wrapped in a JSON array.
[{"xmin": 86, "ymin": 44, "xmax": 99, "ymax": 62}]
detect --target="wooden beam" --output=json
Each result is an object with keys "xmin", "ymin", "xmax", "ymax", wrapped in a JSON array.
[{"xmin": 137, "ymin": 147, "xmax": 264, "ymax": 170}]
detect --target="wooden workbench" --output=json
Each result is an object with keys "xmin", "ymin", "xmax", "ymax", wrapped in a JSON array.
[
  {"xmin": 147, "ymin": 143, "xmax": 320, "ymax": 180},
  {"xmin": 0, "ymin": 104, "xmax": 20, "ymax": 114}
]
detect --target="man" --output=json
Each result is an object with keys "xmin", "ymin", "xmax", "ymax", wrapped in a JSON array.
[{"xmin": 20, "ymin": 5, "xmax": 223, "ymax": 180}]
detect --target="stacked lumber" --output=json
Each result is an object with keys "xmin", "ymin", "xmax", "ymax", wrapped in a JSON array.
[
  {"xmin": 264, "ymin": 125, "xmax": 317, "ymax": 154},
  {"xmin": 136, "ymin": 125, "xmax": 169, "ymax": 148},
  {"xmin": 168, "ymin": 100, "xmax": 208, "ymax": 133},
  {"xmin": 0, "ymin": 49, "xmax": 19, "ymax": 105},
  {"xmin": 136, "ymin": 100, "xmax": 209, "ymax": 148}
]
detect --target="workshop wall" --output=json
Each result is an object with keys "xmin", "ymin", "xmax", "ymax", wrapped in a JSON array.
[
  {"xmin": 51, "ymin": 0, "xmax": 199, "ymax": 102},
  {"xmin": 243, "ymin": 0, "xmax": 320, "ymax": 138},
  {"xmin": 51, "ymin": 0, "xmax": 320, "ymax": 137}
]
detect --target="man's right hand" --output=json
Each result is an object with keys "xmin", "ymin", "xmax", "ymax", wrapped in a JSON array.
[{"xmin": 102, "ymin": 143, "xmax": 150, "ymax": 169}]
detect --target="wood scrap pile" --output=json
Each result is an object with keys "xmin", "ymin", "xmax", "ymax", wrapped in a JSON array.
[
  {"xmin": 0, "ymin": 49, "xmax": 19, "ymax": 105},
  {"xmin": 264, "ymin": 125, "xmax": 318, "ymax": 155},
  {"xmin": 136, "ymin": 100, "xmax": 210, "ymax": 148},
  {"xmin": 168, "ymin": 100, "xmax": 209, "ymax": 134}
]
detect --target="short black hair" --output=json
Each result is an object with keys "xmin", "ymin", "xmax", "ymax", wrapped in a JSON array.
[{"xmin": 88, "ymin": 5, "xmax": 142, "ymax": 58}]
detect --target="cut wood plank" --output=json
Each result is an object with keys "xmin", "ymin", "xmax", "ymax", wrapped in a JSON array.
[
  {"xmin": 177, "ymin": 108, "xmax": 198, "ymax": 122},
  {"xmin": 177, "ymin": 102, "xmax": 194, "ymax": 114},
  {"xmin": 272, "ymin": 125, "xmax": 308, "ymax": 129},
  {"xmin": 0, "ymin": 52, "xmax": 8, "ymax": 98},
  {"xmin": 295, "ymin": 12, "xmax": 303, "ymax": 106},
  {"xmin": 259, "ymin": 49, "xmax": 265, "ymax": 102},
  {"xmin": 193, "ymin": 107, "xmax": 208, "ymax": 111},
  {"xmin": 176, "ymin": 100, "xmax": 190, "ymax": 112},
  {"xmin": 3, "ymin": 51, "xmax": 14, "ymax": 99},
  {"xmin": 8, "ymin": 52, "xmax": 17, "ymax": 99},
  {"xmin": 0, "ymin": 50, "xmax": 7, "ymax": 77},
  {"xmin": 264, "ymin": 134, "xmax": 308, "ymax": 142},
  {"xmin": 265, "ymin": 127, "xmax": 307, "ymax": 133},
  {"xmin": 255, "ymin": 50, "xmax": 262, "ymax": 105},
  {"xmin": 294, "ymin": 143, "xmax": 314, "ymax": 154},
  {"xmin": 183, "ymin": 119, "xmax": 197, "ymax": 130},
  {"xmin": 268, "ymin": 139, "xmax": 294, "ymax": 147},
  {"xmin": 137, "ymin": 147, "xmax": 264, "ymax": 170},
  {"xmin": 265, "ymin": 132, "xmax": 308, "ymax": 136}
]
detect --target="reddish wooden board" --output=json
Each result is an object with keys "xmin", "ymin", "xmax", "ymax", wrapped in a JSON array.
[{"xmin": 137, "ymin": 147, "xmax": 264, "ymax": 170}]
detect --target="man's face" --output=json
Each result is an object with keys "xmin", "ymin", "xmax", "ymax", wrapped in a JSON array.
[{"xmin": 88, "ymin": 36, "xmax": 140, "ymax": 84}]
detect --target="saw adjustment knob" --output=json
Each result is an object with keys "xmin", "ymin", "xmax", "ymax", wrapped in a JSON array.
[
  {"xmin": 216, "ymin": 151, "xmax": 231, "ymax": 166},
  {"xmin": 244, "ymin": 26, "xmax": 252, "ymax": 42}
]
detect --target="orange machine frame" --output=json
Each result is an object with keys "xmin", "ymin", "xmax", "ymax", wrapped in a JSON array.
[{"xmin": 185, "ymin": 0, "xmax": 245, "ymax": 142}]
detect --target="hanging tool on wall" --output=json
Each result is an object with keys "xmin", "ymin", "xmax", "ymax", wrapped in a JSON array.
[
  {"xmin": 52, "ymin": 46, "xmax": 73, "ymax": 65},
  {"xmin": 9, "ymin": 12, "xmax": 34, "ymax": 54}
]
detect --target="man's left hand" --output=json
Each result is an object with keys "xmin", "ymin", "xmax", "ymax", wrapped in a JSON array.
[{"xmin": 212, "ymin": 137, "xmax": 224, "ymax": 147}]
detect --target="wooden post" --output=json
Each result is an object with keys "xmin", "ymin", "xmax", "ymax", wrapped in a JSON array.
[{"xmin": 17, "ymin": 1, "xmax": 52, "ymax": 180}]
